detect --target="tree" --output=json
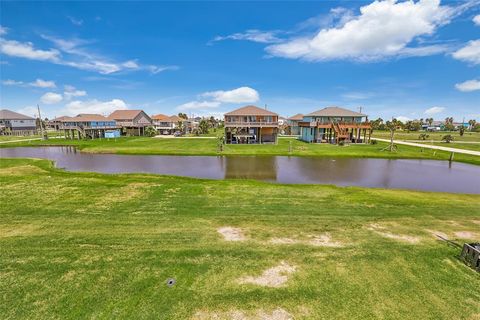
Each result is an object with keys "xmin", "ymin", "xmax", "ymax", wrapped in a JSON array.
[
  {"xmin": 459, "ymin": 126, "xmax": 465, "ymax": 136},
  {"xmin": 178, "ymin": 113, "xmax": 188, "ymax": 120},
  {"xmin": 418, "ymin": 133, "xmax": 429, "ymax": 140},
  {"xmin": 144, "ymin": 126, "xmax": 157, "ymax": 137},
  {"xmin": 176, "ymin": 120, "xmax": 185, "ymax": 134},
  {"xmin": 426, "ymin": 118, "xmax": 434, "ymax": 126},
  {"xmin": 442, "ymin": 134, "xmax": 454, "ymax": 143},
  {"xmin": 199, "ymin": 119, "xmax": 209, "ymax": 134},
  {"xmin": 444, "ymin": 117, "xmax": 454, "ymax": 131},
  {"xmin": 381, "ymin": 118, "xmax": 400, "ymax": 152},
  {"xmin": 468, "ymin": 119, "xmax": 477, "ymax": 131},
  {"xmin": 371, "ymin": 118, "xmax": 384, "ymax": 130}
]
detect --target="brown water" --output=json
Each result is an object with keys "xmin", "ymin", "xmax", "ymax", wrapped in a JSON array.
[{"xmin": 1, "ymin": 146, "xmax": 479, "ymax": 194}]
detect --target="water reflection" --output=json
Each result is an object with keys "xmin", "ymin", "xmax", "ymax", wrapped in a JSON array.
[{"xmin": 1, "ymin": 146, "xmax": 479, "ymax": 194}]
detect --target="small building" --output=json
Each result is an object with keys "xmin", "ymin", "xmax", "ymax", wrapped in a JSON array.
[
  {"xmin": 152, "ymin": 114, "xmax": 185, "ymax": 135},
  {"xmin": 109, "ymin": 109, "xmax": 152, "ymax": 136},
  {"xmin": 287, "ymin": 113, "xmax": 304, "ymax": 135},
  {"xmin": 59, "ymin": 114, "xmax": 119, "ymax": 139},
  {"xmin": 47, "ymin": 116, "xmax": 68, "ymax": 130},
  {"xmin": 224, "ymin": 105, "xmax": 279, "ymax": 144},
  {"xmin": 0, "ymin": 109, "xmax": 37, "ymax": 136},
  {"xmin": 299, "ymin": 106, "xmax": 372, "ymax": 144}
]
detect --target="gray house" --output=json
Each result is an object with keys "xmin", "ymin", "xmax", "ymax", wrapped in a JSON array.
[{"xmin": 0, "ymin": 109, "xmax": 37, "ymax": 136}]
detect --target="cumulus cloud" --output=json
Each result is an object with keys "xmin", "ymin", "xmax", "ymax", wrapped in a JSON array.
[
  {"xmin": 40, "ymin": 92, "xmax": 63, "ymax": 104},
  {"xmin": 395, "ymin": 116, "xmax": 411, "ymax": 123},
  {"xmin": 0, "ymin": 25, "xmax": 8, "ymax": 36},
  {"xmin": 176, "ymin": 100, "xmax": 221, "ymax": 111},
  {"xmin": 424, "ymin": 106, "xmax": 445, "ymax": 115},
  {"xmin": 16, "ymin": 106, "xmax": 38, "ymax": 118},
  {"xmin": 474, "ymin": 15, "xmax": 480, "ymax": 26},
  {"xmin": 455, "ymin": 79, "xmax": 480, "ymax": 92},
  {"xmin": 266, "ymin": 0, "xmax": 456, "ymax": 62},
  {"xmin": 452, "ymin": 39, "xmax": 480, "ymax": 65},
  {"xmin": 201, "ymin": 86, "xmax": 260, "ymax": 103},
  {"xmin": 2, "ymin": 79, "xmax": 23, "ymax": 86},
  {"xmin": 30, "ymin": 78, "xmax": 56, "ymax": 88},
  {"xmin": 212, "ymin": 30, "xmax": 282, "ymax": 44},
  {"xmin": 62, "ymin": 99, "xmax": 127, "ymax": 116},
  {"xmin": 0, "ymin": 38, "xmax": 60, "ymax": 61},
  {"xmin": 67, "ymin": 16, "xmax": 83, "ymax": 26},
  {"xmin": 64, "ymin": 85, "xmax": 87, "ymax": 100}
]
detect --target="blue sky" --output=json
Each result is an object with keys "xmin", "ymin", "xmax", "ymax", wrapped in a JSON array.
[{"xmin": 1, "ymin": 0, "xmax": 479, "ymax": 121}]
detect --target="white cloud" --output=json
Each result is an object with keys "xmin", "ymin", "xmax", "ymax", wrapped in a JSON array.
[
  {"xmin": 40, "ymin": 92, "xmax": 63, "ymax": 104},
  {"xmin": 201, "ymin": 86, "xmax": 259, "ymax": 103},
  {"xmin": 424, "ymin": 106, "xmax": 445, "ymax": 115},
  {"xmin": 67, "ymin": 16, "xmax": 83, "ymax": 26},
  {"xmin": 62, "ymin": 99, "xmax": 127, "ymax": 116},
  {"xmin": 16, "ymin": 106, "xmax": 38, "ymax": 118},
  {"xmin": 452, "ymin": 39, "xmax": 480, "ymax": 65},
  {"xmin": 0, "ymin": 38, "xmax": 60, "ymax": 61},
  {"xmin": 474, "ymin": 15, "xmax": 480, "ymax": 26},
  {"xmin": 266, "ymin": 0, "xmax": 455, "ymax": 61},
  {"xmin": 30, "ymin": 78, "xmax": 56, "ymax": 88},
  {"xmin": 0, "ymin": 25, "xmax": 8, "ymax": 36},
  {"xmin": 395, "ymin": 116, "xmax": 412, "ymax": 123},
  {"xmin": 455, "ymin": 79, "xmax": 480, "ymax": 92},
  {"xmin": 176, "ymin": 100, "xmax": 221, "ymax": 111},
  {"xmin": 212, "ymin": 30, "xmax": 282, "ymax": 44},
  {"xmin": 64, "ymin": 85, "xmax": 87, "ymax": 100},
  {"xmin": 2, "ymin": 79, "xmax": 23, "ymax": 86},
  {"xmin": 122, "ymin": 60, "xmax": 139, "ymax": 69}
]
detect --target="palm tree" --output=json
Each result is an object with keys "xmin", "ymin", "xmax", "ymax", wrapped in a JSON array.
[
  {"xmin": 442, "ymin": 134, "xmax": 454, "ymax": 143},
  {"xmin": 418, "ymin": 133, "xmax": 429, "ymax": 140},
  {"xmin": 427, "ymin": 118, "xmax": 434, "ymax": 126},
  {"xmin": 144, "ymin": 126, "xmax": 157, "ymax": 137},
  {"xmin": 199, "ymin": 119, "xmax": 209, "ymax": 134},
  {"xmin": 382, "ymin": 118, "xmax": 400, "ymax": 152},
  {"xmin": 468, "ymin": 119, "xmax": 476, "ymax": 130}
]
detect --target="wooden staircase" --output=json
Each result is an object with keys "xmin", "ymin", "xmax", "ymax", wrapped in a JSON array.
[{"xmin": 332, "ymin": 122, "xmax": 349, "ymax": 142}]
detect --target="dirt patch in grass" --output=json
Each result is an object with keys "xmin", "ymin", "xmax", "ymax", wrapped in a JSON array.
[
  {"xmin": 0, "ymin": 165, "xmax": 47, "ymax": 176},
  {"xmin": 217, "ymin": 227, "xmax": 246, "ymax": 241},
  {"xmin": 425, "ymin": 229, "xmax": 449, "ymax": 240},
  {"xmin": 367, "ymin": 224, "xmax": 420, "ymax": 244},
  {"xmin": 269, "ymin": 237, "xmax": 300, "ymax": 245},
  {"xmin": 90, "ymin": 182, "xmax": 155, "ymax": 211},
  {"xmin": 193, "ymin": 308, "xmax": 293, "ymax": 320},
  {"xmin": 0, "ymin": 224, "xmax": 40, "ymax": 237},
  {"xmin": 454, "ymin": 231, "xmax": 476, "ymax": 239},
  {"xmin": 237, "ymin": 261, "xmax": 296, "ymax": 288},
  {"xmin": 309, "ymin": 233, "xmax": 343, "ymax": 247}
]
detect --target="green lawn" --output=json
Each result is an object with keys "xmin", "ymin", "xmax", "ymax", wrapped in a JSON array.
[
  {"xmin": 1, "ymin": 136, "xmax": 479, "ymax": 165},
  {"xmin": 1, "ymin": 158, "xmax": 479, "ymax": 319},
  {"xmin": 372, "ymin": 130, "xmax": 480, "ymax": 142},
  {"xmin": 0, "ymin": 131, "xmax": 63, "ymax": 142}
]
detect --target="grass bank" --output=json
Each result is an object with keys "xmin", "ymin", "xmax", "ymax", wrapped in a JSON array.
[
  {"xmin": 1, "ymin": 158, "xmax": 479, "ymax": 319},
  {"xmin": 2, "ymin": 136, "xmax": 479, "ymax": 165}
]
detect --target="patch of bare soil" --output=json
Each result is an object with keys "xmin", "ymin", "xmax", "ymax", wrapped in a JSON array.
[
  {"xmin": 0, "ymin": 224, "xmax": 39, "ymax": 237},
  {"xmin": 367, "ymin": 224, "xmax": 420, "ymax": 244},
  {"xmin": 237, "ymin": 261, "xmax": 296, "ymax": 288},
  {"xmin": 217, "ymin": 227, "xmax": 246, "ymax": 241},
  {"xmin": 0, "ymin": 165, "xmax": 46, "ymax": 176},
  {"xmin": 269, "ymin": 238, "xmax": 299, "ymax": 245},
  {"xmin": 425, "ymin": 230, "xmax": 449, "ymax": 240},
  {"xmin": 193, "ymin": 308, "xmax": 293, "ymax": 320},
  {"xmin": 454, "ymin": 231, "xmax": 476, "ymax": 239},
  {"xmin": 309, "ymin": 233, "xmax": 343, "ymax": 247}
]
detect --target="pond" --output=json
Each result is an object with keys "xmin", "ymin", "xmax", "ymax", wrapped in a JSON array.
[{"xmin": 1, "ymin": 146, "xmax": 479, "ymax": 194}]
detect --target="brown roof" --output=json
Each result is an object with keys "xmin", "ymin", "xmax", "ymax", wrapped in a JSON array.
[
  {"xmin": 224, "ymin": 105, "xmax": 278, "ymax": 116},
  {"xmin": 151, "ymin": 114, "xmax": 169, "ymax": 120},
  {"xmin": 306, "ymin": 107, "xmax": 366, "ymax": 117},
  {"xmin": 109, "ymin": 109, "xmax": 143, "ymax": 120},
  {"xmin": 61, "ymin": 114, "xmax": 113, "ymax": 122},
  {"xmin": 0, "ymin": 109, "xmax": 35, "ymax": 120},
  {"xmin": 51, "ymin": 116, "xmax": 68, "ymax": 121},
  {"xmin": 168, "ymin": 115, "xmax": 183, "ymax": 122},
  {"xmin": 288, "ymin": 113, "xmax": 304, "ymax": 121}
]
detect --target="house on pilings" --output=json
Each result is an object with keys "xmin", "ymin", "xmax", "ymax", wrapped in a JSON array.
[
  {"xmin": 299, "ymin": 107, "xmax": 372, "ymax": 144},
  {"xmin": 59, "ymin": 114, "xmax": 119, "ymax": 139}
]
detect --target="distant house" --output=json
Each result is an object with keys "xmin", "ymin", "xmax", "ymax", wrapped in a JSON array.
[
  {"xmin": 287, "ymin": 113, "xmax": 304, "ymax": 135},
  {"xmin": 109, "ymin": 109, "xmax": 152, "ymax": 136},
  {"xmin": 47, "ymin": 116, "xmax": 68, "ymax": 130},
  {"xmin": 224, "ymin": 105, "xmax": 279, "ymax": 144},
  {"xmin": 59, "ymin": 114, "xmax": 119, "ymax": 139},
  {"xmin": 0, "ymin": 109, "xmax": 37, "ymax": 136},
  {"xmin": 299, "ymin": 106, "xmax": 371, "ymax": 144},
  {"xmin": 152, "ymin": 114, "xmax": 180, "ymax": 135}
]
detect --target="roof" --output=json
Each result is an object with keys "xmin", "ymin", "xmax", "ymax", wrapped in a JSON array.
[
  {"xmin": 224, "ymin": 105, "xmax": 278, "ymax": 116},
  {"xmin": 168, "ymin": 115, "xmax": 183, "ymax": 122},
  {"xmin": 109, "ymin": 109, "xmax": 144, "ymax": 120},
  {"xmin": 51, "ymin": 116, "xmax": 68, "ymax": 121},
  {"xmin": 306, "ymin": 107, "xmax": 366, "ymax": 117},
  {"xmin": 151, "ymin": 114, "xmax": 169, "ymax": 120},
  {"xmin": 61, "ymin": 114, "xmax": 113, "ymax": 122},
  {"xmin": 0, "ymin": 109, "xmax": 35, "ymax": 120},
  {"xmin": 288, "ymin": 113, "xmax": 304, "ymax": 121}
]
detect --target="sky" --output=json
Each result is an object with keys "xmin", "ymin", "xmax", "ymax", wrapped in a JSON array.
[{"xmin": 0, "ymin": 0, "xmax": 479, "ymax": 122}]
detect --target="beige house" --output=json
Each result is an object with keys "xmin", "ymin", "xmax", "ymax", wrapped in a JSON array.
[
  {"xmin": 109, "ymin": 110, "xmax": 152, "ymax": 136},
  {"xmin": 224, "ymin": 105, "xmax": 279, "ymax": 144}
]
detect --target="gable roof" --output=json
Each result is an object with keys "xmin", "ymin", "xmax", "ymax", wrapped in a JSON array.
[
  {"xmin": 288, "ymin": 113, "xmax": 304, "ymax": 121},
  {"xmin": 168, "ymin": 115, "xmax": 183, "ymax": 122},
  {"xmin": 306, "ymin": 107, "xmax": 366, "ymax": 117},
  {"xmin": 224, "ymin": 105, "xmax": 278, "ymax": 116},
  {"xmin": 61, "ymin": 114, "xmax": 113, "ymax": 122},
  {"xmin": 151, "ymin": 114, "xmax": 169, "ymax": 120},
  {"xmin": 0, "ymin": 109, "xmax": 35, "ymax": 120},
  {"xmin": 109, "ymin": 109, "xmax": 145, "ymax": 120}
]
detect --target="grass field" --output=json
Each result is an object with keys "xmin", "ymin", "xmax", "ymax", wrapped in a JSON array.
[
  {"xmin": 1, "ymin": 158, "xmax": 479, "ymax": 319},
  {"xmin": 1, "ymin": 136, "xmax": 479, "ymax": 165},
  {"xmin": 372, "ymin": 130, "xmax": 480, "ymax": 142},
  {"xmin": 0, "ymin": 131, "xmax": 63, "ymax": 142}
]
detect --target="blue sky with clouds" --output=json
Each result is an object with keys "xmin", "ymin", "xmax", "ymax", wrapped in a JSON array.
[{"xmin": 1, "ymin": 0, "xmax": 479, "ymax": 121}]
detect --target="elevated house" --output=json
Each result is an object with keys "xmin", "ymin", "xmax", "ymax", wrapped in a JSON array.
[
  {"xmin": 47, "ymin": 116, "xmax": 68, "ymax": 130},
  {"xmin": 59, "ymin": 114, "xmax": 119, "ymax": 139},
  {"xmin": 152, "ymin": 114, "xmax": 181, "ymax": 135},
  {"xmin": 224, "ymin": 105, "xmax": 279, "ymax": 144},
  {"xmin": 299, "ymin": 107, "xmax": 371, "ymax": 144},
  {"xmin": 109, "ymin": 110, "xmax": 152, "ymax": 136},
  {"xmin": 287, "ymin": 113, "xmax": 304, "ymax": 135},
  {"xmin": 0, "ymin": 109, "xmax": 37, "ymax": 136}
]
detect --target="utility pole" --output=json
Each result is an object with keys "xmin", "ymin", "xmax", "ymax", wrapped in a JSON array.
[{"xmin": 37, "ymin": 104, "xmax": 47, "ymax": 140}]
